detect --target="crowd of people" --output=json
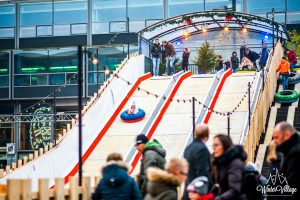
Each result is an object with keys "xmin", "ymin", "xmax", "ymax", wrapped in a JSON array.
[
  {"xmin": 150, "ymin": 38, "xmax": 298, "ymax": 76},
  {"xmin": 92, "ymin": 121, "xmax": 300, "ymax": 200}
]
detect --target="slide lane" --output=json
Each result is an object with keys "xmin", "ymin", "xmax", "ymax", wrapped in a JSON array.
[
  {"xmin": 206, "ymin": 72, "xmax": 259, "ymax": 151},
  {"xmin": 83, "ymin": 77, "xmax": 172, "ymax": 178}
]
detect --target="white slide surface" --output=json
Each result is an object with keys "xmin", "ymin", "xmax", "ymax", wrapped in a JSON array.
[
  {"xmin": 83, "ymin": 77, "xmax": 171, "ymax": 178},
  {"xmin": 206, "ymin": 72, "xmax": 259, "ymax": 151},
  {"xmin": 146, "ymin": 74, "xmax": 214, "ymax": 160}
]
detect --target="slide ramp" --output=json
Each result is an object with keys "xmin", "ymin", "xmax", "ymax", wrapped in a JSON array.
[
  {"xmin": 206, "ymin": 72, "xmax": 259, "ymax": 151},
  {"xmin": 83, "ymin": 77, "xmax": 172, "ymax": 177}
]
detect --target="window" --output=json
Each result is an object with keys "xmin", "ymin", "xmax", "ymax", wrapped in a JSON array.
[
  {"xmin": 92, "ymin": 0, "xmax": 126, "ymax": 33},
  {"xmin": 92, "ymin": 0, "xmax": 126, "ymax": 22},
  {"xmin": 128, "ymin": 0, "xmax": 163, "ymax": 20},
  {"xmin": 287, "ymin": 0, "xmax": 300, "ymax": 11},
  {"xmin": 205, "ymin": 0, "xmax": 231, "ymax": 11},
  {"xmin": 168, "ymin": 0, "xmax": 204, "ymax": 17},
  {"xmin": 248, "ymin": 0, "xmax": 285, "ymax": 13},
  {"xmin": 0, "ymin": 5, "xmax": 15, "ymax": 27},
  {"xmin": 14, "ymin": 50, "xmax": 48, "ymax": 74},
  {"xmin": 20, "ymin": 3, "xmax": 52, "ymax": 26},
  {"xmin": 0, "ymin": 51, "xmax": 9, "ymax": 87},
  {"xmin": 54, "ymin": 0, "xmax": 87, "ymax": 24}
]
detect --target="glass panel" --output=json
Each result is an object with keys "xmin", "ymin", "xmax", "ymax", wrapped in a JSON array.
[
  {"xmin": 20, "ymin": 3, "xmax": 52, "ymax": 26},
  {"xmin": 267, "ymin": 12, "xmax": 286, "ymax": 23},
  {"xmin": 110, "ymin": 21, "xmax": 127, "ymax": 32},
  {"xmin": 0, "ymin": 5, "xmax": 15, "ymax": 27},
  {"xmin": 71, "ymin": 24, "xmax": 87, "ymax": 35},
  {"xmin": 0, "ymin": 127, "xmax": 13, "ymax": 148},
  {"xmin": 92, "ymin": 0, "xmax": 126, "ymax": 22},
  {"xmin": 48, "ymin": 49, "xmax": 78, "ymax": 73},
  {"xmin": 0, "ymin": 51, "xmax": 9, "ymax": 75},
  {"xmin": 128, "ymin": 0, "xmax": 163, "ymax": 20},
  {"xmin": 0, "ymin": 27, "xmax": 14, "ymax": 38},
  {"xmin": 287, "ymin": 0, "xmax": 300, "ymax": 11},
  {"xmin": 66, "ymin": 73, "xmax": 78, "ymax": 84},
  {"xmin": 20, "ymin": 103, "xmax": 52, "ymax": 150},
  {"xmin": 168, "ymin": 0, "xmax": 204, "ymax": 17},
  {"xmin": 146, "ymin": 19, "xmax": 162, "ymax": 26},
  {"xmin": 31, "ymin": 74, "xmax": 48, "ymax": 86},
  {"xmin": 129, "ymin": 21, "xmax": 145, "ymax": 32},
  {"xmin": 205, "ymin": 0, "xmax": 231, "ymax": 10},
  {"xmin": 54, "ymin": 24, "xmax": 70, "ymax": 36},
  {"xmin": 0, "ymin": 76, "xmax": 9, "ymax": 87},
  {"xmin": 287, "ymin": 12, "xmax": 300, "ymax": 24},
  {"xmin": 248, "ymin": 0, "xmax": 285, "ymax": 13},
  {"xmin": 14, "ymin": 75, "xmax": 30, "ymax": 86},
  {"xmin": 88, "ymin": 72, "xmax": 105, "ymax": 84},
  {"xmin": 14, "ymin": 50, "xmax": 48, "ymax": 74},
  {"xmin": 54, "ymin": 0, "xmax": 87, "ymax": 24},
  {"xmin": 37, "ymin": 25, "xmax": 52, "ymax": 36},
  {"xmin": 92, "ymin": 22, "xmax": 109, "ymax": 34},
  {"xmin": 20, "ymin": 26, "xmax": 36, "ymax": 38},
  {"xmin": 49, "ymin": 74, "xmax": 65, "ymax": 85}
]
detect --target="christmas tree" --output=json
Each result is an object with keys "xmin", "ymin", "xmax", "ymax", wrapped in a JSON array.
[{"xmin": 193, "ymin": 40, "xmax": 217, "ymax": 73}]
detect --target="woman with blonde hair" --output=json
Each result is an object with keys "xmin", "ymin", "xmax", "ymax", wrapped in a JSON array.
[{"xmin": 266, "ymin": 141, "xmax": 283, "ymax": 176}]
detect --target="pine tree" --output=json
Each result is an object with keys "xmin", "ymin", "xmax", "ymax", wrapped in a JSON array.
[{"xmin": 193, "ymin": 40, "xmax": 217, "ymax": 73}]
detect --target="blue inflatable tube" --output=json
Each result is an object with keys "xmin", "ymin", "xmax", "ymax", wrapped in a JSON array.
[{"xmin": 120, "ymin": 108, "xmax": 146, "ymax": 123}]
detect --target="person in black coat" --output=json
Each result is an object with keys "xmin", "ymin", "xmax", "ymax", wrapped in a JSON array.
[
  {"xmin": 183, "ymin": 124, "xmax": 212, "ymax": 200},
  {"xmin": 245, "ymin": 47, "xmax": 259, "ymax": 68},
  {"xmin": 212, "ymin": 134, "xmax": 247, "ymax": 200},
  {"xmin": 92, "ymin": 153, "xmax": 142, "ymax": 200},
  {"xmin": 182, "ymin": 48, "xmax": 190, "ymax": 72},
  {"xmin": 151, "ymin": 38, "xmax": 162, "ymax": 76},
  {"xmin": 273, "ymin": 122, "xmax": 300, "ymax": 200}
]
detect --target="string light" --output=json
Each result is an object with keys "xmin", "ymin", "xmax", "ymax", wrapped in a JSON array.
[
  {"xmin": 92, "ymin": 57, "xmax": 98, "ymax": 65},
  {"xmin": 202, "ymin": 28, "xmax": 207, "ymax": 33},
  {"xmin": 224, "ymin": 26, "xmax": 229, "ymax": 32},
  {"xmin": 242, "ymin": 27, "xmax": 247, "ymax": 33},
  {"xmin": 183, "ymin": 29, "xmax": 189, "ymax": 37}
]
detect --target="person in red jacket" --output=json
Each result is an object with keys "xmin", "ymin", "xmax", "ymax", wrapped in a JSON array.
[
  {"xmin": 287, "ymin": 49, "xmax": 297, "ymax": 72},
  {"xmin": 276, "ymin": 57, "xmax": 290, "ymax": 90}
]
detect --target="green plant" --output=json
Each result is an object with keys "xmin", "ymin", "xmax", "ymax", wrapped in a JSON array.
[
  {"xmin": 193, "ymin": 40, "xmax": 218, "ymax": 73},
  {"xmin": 159, "ymin": 58, "xmax": 182, "ymax": 75},
  {"xmin": 287, "ymin": 30, "xmax": 300, "ymax": 57}
]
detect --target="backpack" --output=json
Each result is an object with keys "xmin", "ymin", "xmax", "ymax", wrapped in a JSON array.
[{"xmin": 242, "ymin": 163, "xmax": 266, "ymax": 200}]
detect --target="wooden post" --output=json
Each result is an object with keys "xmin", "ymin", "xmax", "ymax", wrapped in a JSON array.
[
  {"xmin": 0, "ymin": 169, "xmax": 4, "ymax": 177},
  {"xmin": 18, "ymin": 159, "xmax": 22, "ymax": 168},
  {"xmin": 21, "ymin": 179, "xmax": 32, "ymax": 200},
  {"xmin": 29, "ymin": 154, "xmax": 33, "ymax": 161},
  {"xmin": 44, "ymin": 145, "xmax": 48, "ymax": 153},
  {"xmin": 7, "ymin": 179, "xmax": 21, "ymax": 199},
  {"xmin": 38, "ymin": 179, "xmax": 49, "ymax": 200},
  {"xmin": 23, "ymin": 156, "xmax": 28, "ymax": 164},
  {"xmin": 5, "ymin": 165, "xmax": 10, "ymax": 174},
  {"xmin": 67, "ymin": 124, "xmax": 71, "ymax": 132},
  {"xmin": 34, "ymin": 151, "xmax": 39, "ymax": 159},
  {"xmin": 63, "ymin": 129, "xmax": 67, "ymax": 136},
  {"xmin": 49, "ymin": 143, "xmax": 54, "ymax": 150},
  {"xmin": 39, "ymin": 148, "xmax": 44, "ymax": 156},
  {"xmin": 12, "ymin": 162, "xmax": 16, "ymax": 170},
  {"xmin": 54, "ymin": 178, "xmax": 64, "ymax": 200},
  {"xmin": 82, "ymin": 177, "xmax": 91, "ymax": 200},
  {"xmin": 69, "ymin": 177, "xmax": 79, "ymax": 200}
]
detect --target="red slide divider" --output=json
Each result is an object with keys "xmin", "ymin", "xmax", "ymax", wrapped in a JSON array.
[
  {"xmin": 63, "ymin": 73, "xmax": 152, "ymax": 184},
  {"xmin": 203, "ymin": 69, "xmax": 232, "ymax": 124},
  {"xmin": 129, "ymin": 71, "xmax": 192, "ymax": 174}
]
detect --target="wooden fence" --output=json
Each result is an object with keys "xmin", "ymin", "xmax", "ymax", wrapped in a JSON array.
[
  {"xmin": 242, "ymin": 42, "xmax": 283, "ymax": 161},
  {"xmin": 0, "ymin": 176, "xmax": 101, "ymax": 200}
]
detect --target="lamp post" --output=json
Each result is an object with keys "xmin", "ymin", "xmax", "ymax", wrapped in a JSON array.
[
  {"xmin": 96, "ymin": 48, "xmax": 99, "ymax": 96},
  {"xmin": 53, "ymin": 91, "xmax": 56, "ymax": 145}
]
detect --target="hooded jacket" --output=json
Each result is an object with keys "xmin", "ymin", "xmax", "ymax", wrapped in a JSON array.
[
  {"xmin": 213, "ymin": 145, "xmax": 247, "ymax": 200},
  {"xmin": 144, "ymin": 168, "xmax": 180, "ymax": 200},
  {"xmin": 138, "ymin": 139, "xmax": 166, "ymax": 195},
  {"xmin": 276, "ymin": 59, "xmax": 290, "ymax": 74},
  {"xmin": 276, "ymin": 133, "xmax": 300, "ymax": 200},
  {"xmin": 92, "ymin": 161, "xmax": 142, "ymax": 200},
  {"xmin": 151, "ymin": 43, "xmax": 162, "ymax": 58},
  {"xmin": 164, "ymin": 42, "xmax": 176, "ymax": 57}
]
